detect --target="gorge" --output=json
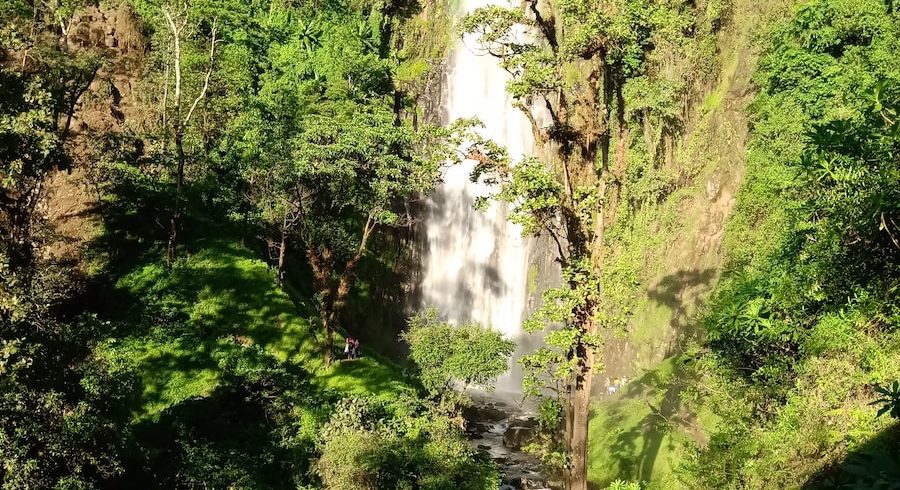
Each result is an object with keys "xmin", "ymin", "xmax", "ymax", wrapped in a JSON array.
[{"xmin": 3, "ymin": 0, "xmax": 900, "ymax": 488}]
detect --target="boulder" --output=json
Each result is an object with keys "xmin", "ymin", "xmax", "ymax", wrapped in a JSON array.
[
  {"xmin": 501, "ymin": 476, "xmax": 551, "ymax": 490},
  {"xmin": 463, "ymin": 403, "xmax": 508, "ymax": 423},
  {"xmin": 502, "ymin": 417, "xmax": 539, "ymax": 450}
]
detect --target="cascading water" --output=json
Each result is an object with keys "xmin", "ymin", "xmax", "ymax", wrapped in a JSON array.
[
  {"xmin": 420, "ymin": 5, "xmax": 556, "ymax": 486},
  {"xmin": 420, "ymin": 0, "xmax": 538, "ymax": 394}
]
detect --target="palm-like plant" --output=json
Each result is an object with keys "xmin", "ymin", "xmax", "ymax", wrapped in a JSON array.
[
  {"xmin": 871, "ymin": 381, "xmax": 900, "ymax": 419},
  {"xmin": 355, "ymin": 20, "xmax": 378, "ymax": 52},
  {"xmin": 297, "ymin": 19, "xmax": 321, "ymax": 55}
]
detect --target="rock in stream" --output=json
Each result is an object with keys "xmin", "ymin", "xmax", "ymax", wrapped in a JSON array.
[{"xmin": 463, "ymin": 397, "xmax": 554, "ymax": 490}]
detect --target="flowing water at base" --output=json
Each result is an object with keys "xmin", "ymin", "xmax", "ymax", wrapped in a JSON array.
[{"xmin": 464, "ymin": 392, "xmax": 556, "ymax": 490}]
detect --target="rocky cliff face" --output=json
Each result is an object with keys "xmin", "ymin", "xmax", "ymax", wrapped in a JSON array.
[
  {"xmin": 36, "ymin": 4, "xmax": 146, "ymax": 263},
  {"xmin": 592, "ymin": 0, "xmax": 781, "ymax": 395}
]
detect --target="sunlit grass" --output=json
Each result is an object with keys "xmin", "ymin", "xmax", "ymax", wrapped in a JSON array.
[
  {"xmin": 588, "ymin": 357, "xmax": 714, "ymax": 489},
  {"xmin": 98, "ymin": 238, "xmax": 409, "ymax": 420}
]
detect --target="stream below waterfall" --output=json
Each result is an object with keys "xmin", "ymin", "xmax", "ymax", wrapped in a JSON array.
[{"xmin": 463, "ymin": 394, "xmax": 557, "ymax": 490}]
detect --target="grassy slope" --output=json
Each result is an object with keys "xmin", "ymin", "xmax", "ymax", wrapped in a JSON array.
[
  {"xmin": 587, "ymin": 358, "xmax": 718, "ymax": 489},
  {"xmin": 97, "ymin": 237, "xmax": 411, "ymax": 421}
]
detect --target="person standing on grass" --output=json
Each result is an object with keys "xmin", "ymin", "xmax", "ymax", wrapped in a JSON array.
[{"xmin": 344, "ymin": 337, "xmax": 351, "ymax": 360}]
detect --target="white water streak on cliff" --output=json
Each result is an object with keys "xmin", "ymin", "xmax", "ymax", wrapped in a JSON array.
[{"xmin": 421, "ymin": 0, "xmax": 535, "ymax": 393}]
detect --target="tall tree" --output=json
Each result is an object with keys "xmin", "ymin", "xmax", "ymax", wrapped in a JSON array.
[
  {"xmin": 458, "ymin": 0, "xmax": 671, "ymax": 486},
  {"xmin": 245, "ymin": 105, "xmax": 461, "ymax": 366},
  {"xmin": 230, "ymin": 1, "xmax": 467, "ymax": 365},
  {"xmin": 160, "ymin": 4, "xmax": 218, "ymax": 265}
]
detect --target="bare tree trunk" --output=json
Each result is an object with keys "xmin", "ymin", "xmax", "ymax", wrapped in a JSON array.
[
  {"xmin": 567, "ymin": 342, "xmax": 595, "ymax": 490},
  {"xmin": 324, "ymin": 315, "xmax": 335, "ymax": 366},
  {"xmin": 162, "ymin": 8, "xmax": 217, "ymax": 265},
  {"xmin": 312, "ymin": 261, "xmax": 358, "ymax": 369},
  {"xmin": 563, "ymin": 390, "xmax": 576, "ymax": 489},
  {"xmin": 307, "ymin": 246, "xmax": 336, "ymax": 367},
  {"xmin": 167, "ymin": 131, "xmax": 184, "ymax": 264},
  {"xmin": 320, "ymin": 238, "xmax": 368, "ymax": 367},
  {"xmin": 277, "ymin": 226, "xmax": 287, "ymax": 284},
  {"xmin": 315, "ymin": 215, "xmax": 375, "ymax": 367},
  {"xmin": 609, "ymin": 81, "xmax": 629, "ymax": 226}
]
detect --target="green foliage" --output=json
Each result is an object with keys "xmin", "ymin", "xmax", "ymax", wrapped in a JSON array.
[
  {"xmin": 122, "ymin": 345, "xmax": 327, "ymax": 488},
  {"xmin": 605, "ymin": 481, "xmax": 643, "ymax": 490},
  {"xmin": 0, "ymin": 0, "xmax": 505, "ymax": 487},
  {"xmin": 685, "ymin": 0, "xmax": 900, "ymax": 487},
  {"xmin": 316, "ymin": 396, "xmax": 500, "ymax": 489},
  {"xmin": 402, "ymin": 308, "xmax": 514, "ymax": 394},
  {"xmin": 622, "ymin": 76, "xmax": 682, "ymax": 121},
  {"xmin": 0, "ymin": 257, "xmax": 136, "ymax": 488},
  {"xmin": 0, "ymin": 4, "xmax": 146, "ymax": 487},
  {"xmin": 871, "ymin": 381, "xmax": 900, "ymax": 419},
  {"xmin": 220, "ymin": 0, "xmax": 469, "ymax": 361},
  {"xmin": 704, "ymin": 0, "xmax": 900, "ymax": 380}
]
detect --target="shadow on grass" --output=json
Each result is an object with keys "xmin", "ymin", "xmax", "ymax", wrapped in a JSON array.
[
  {"xmin": 646, "ymin": 267, "xmax": 717, "ymax": 354},
  {"xmin": 87, "ymin": 174, "xmax": 413, "ymax": 416},
  {"xmin": 78, "ymin": 162, "xmax": 431, "ymax": 490},
  {"xmin": 589, "ymin": 357, "xmax": 700, "ymax": 489},
  {"xmin": 320, "ymin": 356, "xmax": 416, "ymax": 399},
  {"xmin": 802, "ymin": 422, "xmax": 900, "ymax": 489},
  {"xmin": 589, "ymin": 269, "xmax": 716, "ymax": 488}
]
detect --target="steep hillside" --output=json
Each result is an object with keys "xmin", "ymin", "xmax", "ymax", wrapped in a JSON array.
[
  {"xmin": 588, "ymin": 0, "xmax": 900, "ymax": 488},
  {"xmin": 595, "ymin": 0, "xmax": 773, "ymax": 388},
  {"xmin": 684, "ymin": 0, "xmax": 900, "ymax": 487},
  {"xmin": 586, "ymin": 0, "xmax": 791, "ymax": 486}
]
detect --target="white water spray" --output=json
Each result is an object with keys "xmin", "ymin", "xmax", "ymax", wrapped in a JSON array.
[{"xmin": 421, "ymin": 0, "xmax": 537, "ymax": 393}]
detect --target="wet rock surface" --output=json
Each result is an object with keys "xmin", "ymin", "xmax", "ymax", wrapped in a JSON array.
[
  {"xmin": 464, "ymin": 403, "xmax": 509, "ymax": 423},
  {"xmin": 503, "ymin": 417, "xmax": 539, "ymax": 450},
  {"xmin": 464, "ymin": 396, "xmax": 554, "ymax": 490}
]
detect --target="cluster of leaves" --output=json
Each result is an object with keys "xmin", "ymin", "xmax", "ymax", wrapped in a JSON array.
[
  {"xmin": 871, "ymin": 381, "xmax": 900, "ymax": 419},
  {"xmin": 683, "ymin": 0, "xmax": 900, "ymax": 487},
  {"xmin": 401, "ymin": 308, "xmax": 515, "ymax": 394},
  {"xmin": 0, "ymin": 260, "xmax": 136, "ymax": 488}
]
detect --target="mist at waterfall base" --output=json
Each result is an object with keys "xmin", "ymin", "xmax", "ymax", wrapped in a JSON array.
[{"xmin": 420, "ymin": 0, "xmax": 548, "ymax": 399}]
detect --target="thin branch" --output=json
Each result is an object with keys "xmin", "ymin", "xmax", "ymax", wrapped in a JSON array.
[
  {"xmin": 161, "ymin": 7, "xmax": 183, "ymax": 125},
  {"xmin": 183, "ymin": 19, "xmax": 218, "ymax": 128},
  {"xmin": 525, "ymin": 0, "xmax": 558, "ymax": 52},
  {"xmin": 545, "ymin": 224, "xmax": 569, "ymax": 265},
  {"xmin": 513, "ymin": 100, "xmax": 546, "ymax": 143},
  {"xmin": 161, "ymin": 62, "xmax": 170, "ymax": 127},
  {"xmin": 354, "ymin": 212, "xmax": 377, "ymax": 260},
  {"xmin": 882, "ymin": 212, "xmax": 900, "ymax": 250}
]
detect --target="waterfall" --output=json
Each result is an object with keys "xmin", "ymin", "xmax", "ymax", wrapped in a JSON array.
[{"xmin": 420, "ymin": 0, "xmax": 537, "ymax": 393}]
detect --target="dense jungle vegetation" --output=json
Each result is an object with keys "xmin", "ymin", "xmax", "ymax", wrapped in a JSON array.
[
  {"xmin": 683, "ymin": 0, "xmax": 900, "ymax": 487},
  {"xmin": 1, "ymin": 0, "xmax": 899, "ymax": 487}
]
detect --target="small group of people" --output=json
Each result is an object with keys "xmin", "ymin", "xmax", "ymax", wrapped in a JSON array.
[
  {"xmin": 343, "ymin": 337, "xmax": 361, "ymax": 360},
  {"xmin": 606, "ymin": 376, "xmax": 628, "ymax": 395}
]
